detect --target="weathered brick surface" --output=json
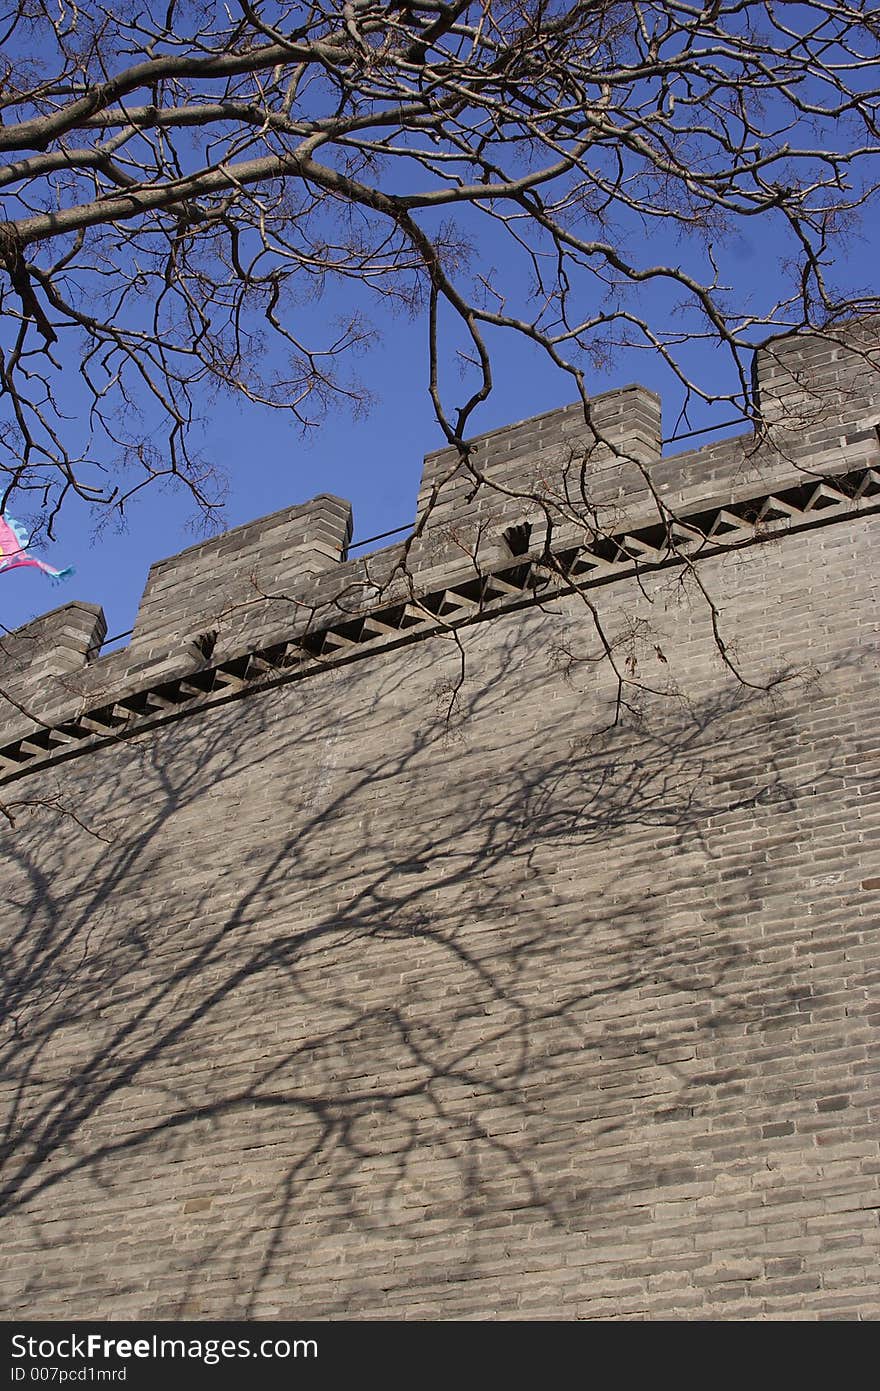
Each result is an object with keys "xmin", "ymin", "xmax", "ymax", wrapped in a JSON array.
[
  {"xmin": 416, "ymin": 384, "xmax": 662, "ymax": 526},
  {"xmin": 0, "ymin": 601, "xmax": 106, "ymax": 711},
  {"xmin": 0, "ymin": 324, "xmax": 878, "ymax": 1321},
  {"xmin": 131, "ymin": 492, "xmax": 353, "ymax": 655}
]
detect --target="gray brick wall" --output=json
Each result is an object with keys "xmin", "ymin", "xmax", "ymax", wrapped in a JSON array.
[
  {"xmin": 754, "ymin": 318, "xmax": 880, "ymax": 465},
  {"xmin": 0, "ymin": 321, "xmax": 878, "ymax": 1320},
  {"xmin": 0, "ymin": 602, "xmax": 106, "ymax": 714},
  {"xmin": 132, "ymin": 492, "xmax": 353, "ymax": 656}
]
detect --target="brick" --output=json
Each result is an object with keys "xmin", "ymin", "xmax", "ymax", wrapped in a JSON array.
[{"xmin": 1, "ymin": 318, "xmax": 879, "ymax": 1321}]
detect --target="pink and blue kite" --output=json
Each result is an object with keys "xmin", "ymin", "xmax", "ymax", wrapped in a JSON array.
[{"xmin": 0, "ymin": 513, "xmax": 73, "ymax": 583}]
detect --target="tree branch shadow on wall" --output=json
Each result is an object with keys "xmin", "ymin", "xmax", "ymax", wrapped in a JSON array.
[{"xmin": 0, "ymin": 622, "xmax": 860, "ymax": 1318}]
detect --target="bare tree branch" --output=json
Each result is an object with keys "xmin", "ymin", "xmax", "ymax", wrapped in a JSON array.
[{"xmin": 0, "ymin": 0, "xmax": 876, "ymax": 530}]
